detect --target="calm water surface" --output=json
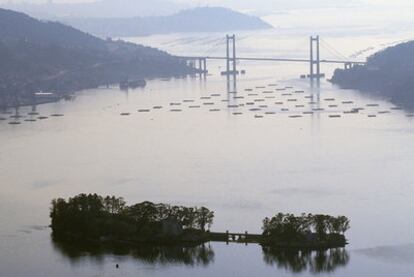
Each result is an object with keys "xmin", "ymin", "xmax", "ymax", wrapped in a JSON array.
[{"xmin": 2, "ymin": 13, "xmax": 414, "ymax": 276}]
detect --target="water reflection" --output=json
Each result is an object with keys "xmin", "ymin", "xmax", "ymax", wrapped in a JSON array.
[
  {"xmin": 52, "ymin": 238, "xmax": 215, "ymax": 267},
  {"xmin": 262, "ymin": 247, "xmax": 350, "ymax": 274}
]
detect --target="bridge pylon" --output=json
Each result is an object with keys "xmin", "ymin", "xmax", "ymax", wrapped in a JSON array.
[
  {"xmin": 308, "ymin": 36, "xmax": 325, "ymax": 79},
  {"xmin": 221, "ymin": 34, "xmax": 238, "ymax": 76}
]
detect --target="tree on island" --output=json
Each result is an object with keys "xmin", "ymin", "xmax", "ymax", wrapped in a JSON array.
[
  {"xmin": 50, "ymin": 194, "xmax": 215, "ymax": 242},
  {"xmin": 262, "ymin": 213, "xmax": 350, "ymax": 243}
]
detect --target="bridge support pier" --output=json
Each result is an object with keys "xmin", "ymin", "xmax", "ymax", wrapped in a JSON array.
[
  {"xmin": 344, "ymin": 62, "xmax": 353, "ymax": 70},
  {"xmin": 221, "ymin": 34, "xmax": 238, "ymax": 76},
  {"xmin": 308, "ymin": 36, "xmax": 324, "ymax": 79}
]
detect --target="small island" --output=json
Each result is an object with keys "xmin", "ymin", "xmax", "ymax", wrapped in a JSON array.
[
  {"xmin": 50, "ymin": 194, "xmax": 214, "ymax": 244},
  {"xmin": 50, "ymin": 194, "xmax": 350, "ymax": 251}
]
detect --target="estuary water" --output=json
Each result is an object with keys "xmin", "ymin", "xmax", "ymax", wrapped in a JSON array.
[{"xmin": 2, "ymin": 7, "xmax": 414, "ymax": 277}]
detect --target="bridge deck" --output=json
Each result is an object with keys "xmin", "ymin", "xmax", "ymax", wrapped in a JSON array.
[{"xmin": 176, "ymin": 56, "xmax": 366, "ymax": 65}]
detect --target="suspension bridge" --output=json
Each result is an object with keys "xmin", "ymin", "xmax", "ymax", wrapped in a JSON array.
[{"xmin": 175, "ymin": 35, "xmax": 366, "ymax": 78}]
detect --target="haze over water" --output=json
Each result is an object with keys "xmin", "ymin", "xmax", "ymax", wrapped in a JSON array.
[{"xmin": 2, "ymin": 5, "xmax": 414, "ymax": 277}]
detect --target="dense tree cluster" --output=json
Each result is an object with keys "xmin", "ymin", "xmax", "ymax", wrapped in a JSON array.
[
  {"xmin": 262, "ymin": 213, "xmax": 350, "ymax": 242},
  {"xmin": 50, "ymin": 194, "xmax": 214, "ymax": 241}
]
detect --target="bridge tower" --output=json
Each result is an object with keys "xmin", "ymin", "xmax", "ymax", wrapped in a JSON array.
[
  {"xmin": 309, "ymin": 36, "xmax": 323, "ymax": 79},
  {"xmin": 223, "ymin": 34, "xmax": 237, "ymax": 75}
]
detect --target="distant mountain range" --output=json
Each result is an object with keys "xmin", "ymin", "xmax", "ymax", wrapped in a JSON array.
[
  {"xmin": 331, "ymin": 41, "xmax": 414, "ymax": 107},
  {"xmin": 63, "ymin": 7, "xmax": 273, "ymax": 37},
  {"xmin": 0, "ymin": 8, "xmax": 193, "ymax": 108}
]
